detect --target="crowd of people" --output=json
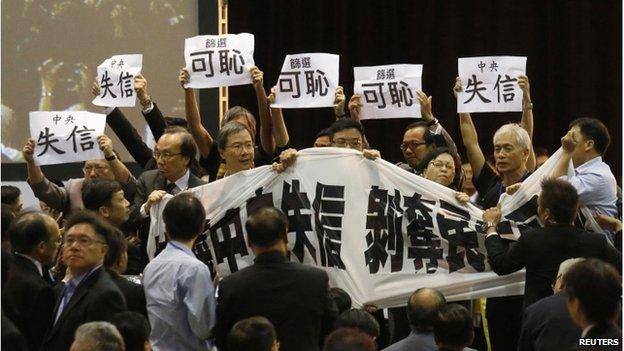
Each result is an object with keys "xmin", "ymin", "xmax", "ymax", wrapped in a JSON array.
[{"xmin": 1, "ymin": 64, "xmax": 622, "ymax": 351}]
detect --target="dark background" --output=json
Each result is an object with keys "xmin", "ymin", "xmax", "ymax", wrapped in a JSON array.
[{"xmin": 227, "ymin": 0, "xmax": 622, "ymax": 182}]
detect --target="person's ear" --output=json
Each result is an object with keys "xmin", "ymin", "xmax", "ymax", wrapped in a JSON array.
[
  {"xmin": 99, "ymin": 206, "xmax": 109, "ymax": 219},
  {"xmin": 584, "ymin": 139, "xmax": 595, "ymax": 153}
]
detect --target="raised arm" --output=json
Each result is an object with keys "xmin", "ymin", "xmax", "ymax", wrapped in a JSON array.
[
  {"xmin": 454, "ymin": 77, "xmax": 486, "ymax": 179},
  {"xmin": 518, "ymin": 75, "xmax": 536, "ymax": 171},
  {"xmin": 347, "ymin": 94, "xmax": 370, "ymax": 149},
  {"xmin": 23, "ymin": 138, "xmax": 70, "ymax": 212},
  {"xmin": 267, "ymin": 86, "xmax": 290, "ymax": 148},
  {"xmin": 135, "ymin": 74, "xmax": 168, "ymax": 141},
  {"xmin": 97, "ymin": 134, "xmax": 134, "ymax": 184},
  {"xmin": 251, "ymin": 66, "xmax": 275, "ymax": 154},
  {"xmin": 179, "ymin": 68, "xmax": 213, "ymax": 157}
]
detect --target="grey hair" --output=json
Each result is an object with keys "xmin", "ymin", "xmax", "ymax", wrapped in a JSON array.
[
  {"xmin": 557, "ymin": 257, "xmax": 586, "ymax": 277},
  {"xmin": 216, "ymin": 121, "xmax": 252, "ymax": 152},
  {"xmin": 493, "ymin": 123, "xmax": 531, "ymax": 150},
  {"xmin": 73, "ymin": 322, "xmax": 125, "ymax": 351}
]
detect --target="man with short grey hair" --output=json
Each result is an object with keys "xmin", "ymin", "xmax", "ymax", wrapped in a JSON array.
[
  {"xmin": 70, "ymin": 321, "xmax": 125, "ymax": 351},
  {"xmin": 518, "ymin": 258, "xmax": 585, "ymax": 351}
]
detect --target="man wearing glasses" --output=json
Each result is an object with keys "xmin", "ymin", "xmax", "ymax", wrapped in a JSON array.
[
  {"xmin": 42, "ymin": 210, "xmax": 126, "ymax": 351},
  {"xmin": 23, "ymin": 134, "xmax": 136, "ymax": 215}
]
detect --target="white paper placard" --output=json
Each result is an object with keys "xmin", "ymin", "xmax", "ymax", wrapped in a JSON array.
[{"xmin": 92, "ymin": 54, "xmax": 143, "ymax": 107}]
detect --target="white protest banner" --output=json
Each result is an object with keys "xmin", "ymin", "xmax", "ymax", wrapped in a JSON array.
[
  {"xmin": 29, "ymin": 111, "xmax": 106, "ymax": 165},
  {"xmin": 92, "ymin": 54, "xmax": 143, "ymax": 107},
  {"xmin": 354, "ymin": 64, "xmax": 422, "ymax": 119},
  {"xmin": 271, "ymin": 53, "xmax": 339, "ymax": 108},
  {"xmin": 457, "ymin": 56, "xmax": 527, "ymax": 113},
  {"xmin": 184, "ymin": 33, "xmax": 255, "ymax": 89}
]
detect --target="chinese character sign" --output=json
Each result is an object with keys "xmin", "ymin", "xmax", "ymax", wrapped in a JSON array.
[
  {"xmin": 354, "ymin": 64, "xmax": 422, "ymax": 119},
  {"xmin": 92, "ymin": 54, "xmax": 143, "ymax": 107},
  {"xmin": 457, "ymin": 56, "xmax": 527, "ymax": 113},
  {"xmin": 184, "ymin": 33, "xmax": 255, "ymax": 89},
  {"xmin": 271, "ymin": 53, "xmax": 339, "ymax": 109},
  {"xmin": 29, "ymin": 111, "xmax": 105, "ymax": 165}
]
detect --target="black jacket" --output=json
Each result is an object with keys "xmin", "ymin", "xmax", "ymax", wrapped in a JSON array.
[
  {"xmin": 486, "ymin": 225, "xmax": 621, "ymax": 308},
  {"xmin": 214, "ymin": 251, "xmax": 338, "ymax": 351},
  {"xmin": 109, "ymin": 270, "xmax": 147, "ymax": 317},
  {"xmin": 41, "ymin": 267, "xmax": 126, "ymax": 351},
  {"xmin": 2, "ymin": 255, "xmax": 56, "ymax": 351}
]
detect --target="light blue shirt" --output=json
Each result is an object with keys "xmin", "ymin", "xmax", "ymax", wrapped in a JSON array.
[
  {"xmin": 143, "ymin": 241, "xmax": 216, "ymax": 351},
  {"xmin": 561, "ymin": 156, "xmax": 618, "ymax": 217}
]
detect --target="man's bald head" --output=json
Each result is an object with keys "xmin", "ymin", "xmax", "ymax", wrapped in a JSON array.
[
  {"xmin": 407, "ymin": 288, "xmax": 447, "ymax": 332},
  {"xmin": 245, "ymin": 206, "xmax": 288, "ymax": 248}
]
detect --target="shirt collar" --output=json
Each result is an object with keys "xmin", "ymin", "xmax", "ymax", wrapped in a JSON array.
[
  {"xmin": 575, "ymin": 156, "xmax": 602, "ymax": 173},
  {"xmin": 581, "ymin": 323, "xmax": 596, "ymax": 338},
  {"xmin": 254, "ymin": 251, "xmax": 287, "ymax": 264},
  {"xmin": 15, "ymin": 253, "xmax": 43, "ymax": 276},
  {"xmin": 169, "ymin": 169, "xmax": 191, "ymax": 191},
  {"xmin": 68, "ymin": 264, "xmax": 102, "ymax": 287},
  {"xmin": 168, "ymin": 240, "xmax": 195, "ymax": 257}
]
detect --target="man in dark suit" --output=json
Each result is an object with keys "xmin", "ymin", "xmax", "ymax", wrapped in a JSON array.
[
  {"xmin": 518, "ymin": 258, "xmax": 583, "ymax": 351},
  {"xmin": 2, "ymin": 212, "xmax": 60, "ymax": 351},
  {"xmin": 214, "ymin": 206, "xmax": 338, "ymax": 351},
  {"xmin": 131, "ymin": 126, "xmax": 206, "ymax": 258},
  {"xmin": 566, "ymin": 258, "xmax": 622, "ymax": 350},
  {"xmin": 482, "ymin": 178, "xmax": 621, "ymax": 308},
  {"xmin": 42, "ymin": 210, "xmax": 126, "ymax": 351}
]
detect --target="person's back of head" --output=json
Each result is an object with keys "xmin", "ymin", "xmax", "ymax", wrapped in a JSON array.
[
  {"xmin": 245, "ymin": 206, "xmax": 288, "ymax": 249},
  {"xmin": 70, "ymin": 321, "xmax": 125, "ymax": 351},
  {"xmin": 227, "ymin": 316, "xmax": 278, "ymax": 351},
  {"xmin": 2, "ymin": 204, "xmax": 16, "ymax": 248},
  {"xmin": 565, "ymin": 258, "xmax": 621, "ymax": 327},
  {"xmin": 103, "ymin": 229, "xmax": 128, "ymax": 275},
  {"xmin": 433, "ymin": 304, "xmax": 474, "ymax": 351},
  {"xmin": 1, "ymin": 185, "xmax": 22, "ymax": 214},
  {"xmin": 334, "ymin": 309, "xmax": 379, "ymax": 339},
  {"xmin": 110, "ymin": 312, "xmax": 151, "ymax": 351},
  {"xmin": 569, "ymin": 117, "xmax": 610, "ymax": 156},
  {"xmin": 553, "ymin": 257, "xmax": 586, "ymax": 293},
  {"xmin": 8, "ymin": 211, "xmax": 57, "ymax": 257},
  {"xmin": 538, "ymin": 178, "xmax": 579, "ymax": 225},
  {"xmin": 162, "ymin": 193, "xmax": 206, "ymax": 242},
  {"xmin": 323, "ymin": 327, "xmax": 375, "ymax": 351},
  {"xmin": 407, "ymin": 287, "xmax": 447, "ymax": 332},
  {"xmin": 81, "ymin": 179, "xmax": 122, "ymax": 212},
  {"xmin": 329, "ymin": 287, "xmax": 352, "ymax": 314}
]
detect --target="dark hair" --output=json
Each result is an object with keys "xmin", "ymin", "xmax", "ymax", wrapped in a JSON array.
[
  {"xmin": 164, "ymin": 116, "xmax": 189, "ymax": 129},
  {"xmin": 216, "ymin": 121, "xmax": 253, "ymax": 152},
  {"xmin": 316, "ymin": 128, "xmax": 330, "ymax": 138},
  {"xmin": 415, "ymin": 147, "xmax": 459, "ymax": 186},
  {"xmin": 8, "ymin": 212, "xmax": 53, "ymax": 254},
  {"xmin": 534, "ymin": 147, "xmax": 549, "ymax": 157},
  {"xmin": 163, "ymin": 193, "xmax": 206, "ymax": 241},
  {"xmin": 328, "ymin": 119, "xmax": 364, "ymax": 140},
  {"xmin": 407, "ymin": 288, "xmax": 447, "ymax": 332},
  {"xmin": 569, "ymin": 117, "xmax": 611, "ymax": 155},
  {"xmin": 104, "ymin": 229, "xmax": 127, "ymax": 270},
  {"xmin": 1, "ymin": 204, "xmax": 15, "ymax": 242},
  {"xmin": 110, "ymin": 312, "xmax": 151, "ymax": 351},
  {"xmin": 404, "ymin": 121, "xmax": 435, "ymax": 145},
  {"xmin": 433, "ymin": 304, "xmax": 474, "ymax": 350},
  {"xmin": 163, "ymin": 126, "xmax": 198, "ymax": 162},
  {"xmin": 245, "ymin": 207, "xmax": 288, "ymax": 248},
  {"xmin": 334, "ymin": 309, "xmax": 380, "ymax": 338},
  {"xmin": 323, "ymin": 327, "xmax": 375, "ymax": 351},
  {"xmin": 82, "ymin": 179, "xmax": 123, "ymax": 211},
  {"xmin": 1, "ymin": 185, "xmax": 21, "ymax": 205},
  {"xmin": 227, "ymin": 316, "xmax": 276, "ymax": 351},
  {"xmin": 330, "ymin": 288, "xmax": 352, "ymax": 314},
  {"xmin": 64, "ymin": 210, "xmax": 115, "ymax": 244},
  {"xmin": 223, "ymin": 106, "xmax": 256, "ymax": 128},
  {"xmin": 565, "ymin": 259, "xmax": 621, "ymax": 324},
  {"xmin": 539, "ymin": 178, "xmax": 579, "ymax": 224}
]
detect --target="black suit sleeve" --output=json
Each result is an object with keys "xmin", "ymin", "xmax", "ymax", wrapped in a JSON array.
[
  {"xmin": 320, "ymin": 273, "xmax": 338, "ymax": 341},
  {"xmin": 518, "ymin": 308, "xmax": 537, "ymax": 351},
  {"xmin": 107, "ymin": 108, "xmax": 153, "ymax": 167},
  {"xmin": 485, "ymin": 234, "xmax": 526, "ymax": 275},
  {"xmin": 600, "ymin": 235, "xmax": 622, "ymax": 273},
  {"xmin": 143, "ymin": 103, "xmax": 168, "ymax": 142},
  {"xmin": 213, "ymin": 281, "xmax": 232, "ymax": 351}
]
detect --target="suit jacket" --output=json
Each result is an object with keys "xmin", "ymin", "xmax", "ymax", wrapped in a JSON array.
[
  {"xmin": 486, "ymin": 225, "xmax": 621, "ymax": 308},
  {"xmin": 214, "ymin": 251, "xmax": 338, "ymax": 351},
  {"xmin": 109, "ymin": 270, "xmax": 147, "ymax": 317},
  {"xmin": 41, "ymin": 267, "xmax": 126, "ymax": 351},
  {"xmin": 2, "ymin": 311, "xmax": 28, "ymax": 351},
  {"xmin": 2, "ymin": 255, "xmax": 55, "ymax": 351},
  {"xmin": 518, "ymin": 291, "xmax": 581, "ymax": 351}
]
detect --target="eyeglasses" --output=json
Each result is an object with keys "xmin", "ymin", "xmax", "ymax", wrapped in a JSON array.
[
  {"xmin": 400, "ymin": 140, "xmax": 427, "ymax": 151},
  {"xmin": 83, "ymin": 165, "xmax": 109, "ymax": 173},
  {"xmin": 153, "ymin": 151, "xmax": 183, "ymax": 161},
  {"xmin": 63, "ymin": 236, "xmax": 107, "ymax": 247},
  {"xmin": 429, "ymin": 160, "xmax": 455, "ymax": 170},
  {"xmin": 226, "ymin": 142, "xmax": 254, "ymax": 153},
  {"xmin": 332, "ymin": 138, "xmax": 362, "ymax": 148}
]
